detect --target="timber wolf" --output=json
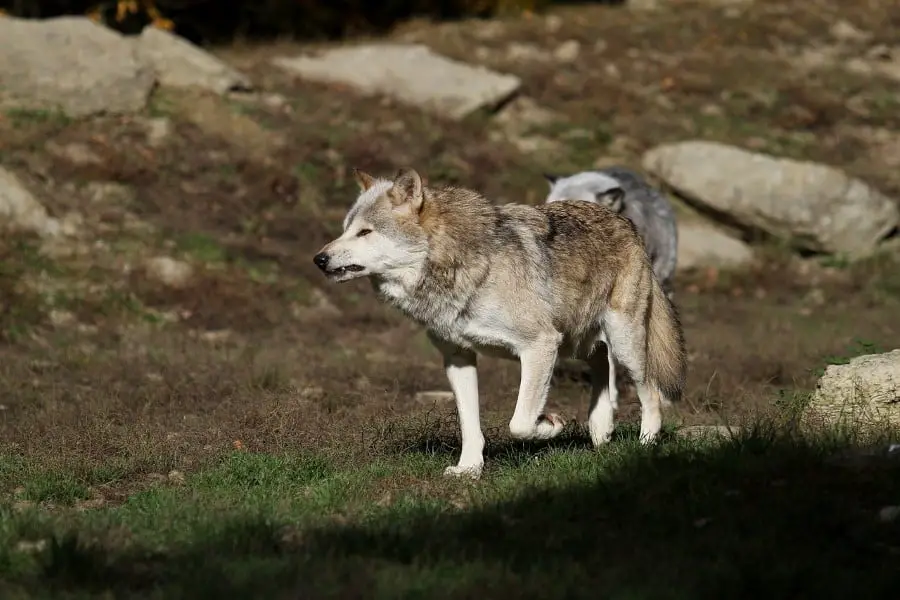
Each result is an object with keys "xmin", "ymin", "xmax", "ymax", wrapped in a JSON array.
[
  {"xmin": 544, "ymin": 167, "xmax": 678, "ymax": 299},
  {"xmin": 313, "ymin": 168, "xmax": 686, "ymax": 479}
]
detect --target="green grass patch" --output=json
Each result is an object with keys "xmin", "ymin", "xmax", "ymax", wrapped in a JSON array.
[
  {"xmin": 3, "ymin": 108, "xmax": 71, "ymax": 129},
  {"xmin": 0, "ymin": 423, "xmax": 898, "ymax": 599},
  {"xmin": 174, "ymin": 232, "xmax": 227, "ymax": 264}
]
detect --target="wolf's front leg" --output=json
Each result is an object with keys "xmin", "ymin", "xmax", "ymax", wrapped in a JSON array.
[
  {"xmin": 430, "ymin": 335, "xmax": 485, "ymax": 479},
  {"xmin": 508, "ymin": 334, "xmax": 566, "ymax": 440}
]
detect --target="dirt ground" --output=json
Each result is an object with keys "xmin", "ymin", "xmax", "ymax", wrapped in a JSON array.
[{"xmin": 1, "ymin": 0, "xmax": 899, "ymax": 498}]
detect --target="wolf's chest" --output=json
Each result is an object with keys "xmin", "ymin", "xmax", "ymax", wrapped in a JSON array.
[{"xmin": 376, "ymin": 279, "xmax": 518, "ymax": 356}]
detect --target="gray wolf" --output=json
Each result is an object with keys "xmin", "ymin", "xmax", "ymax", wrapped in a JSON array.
[
  {"xmin": 544, "ymin": 167, "xmax": 678, "ymax": 299},
  {"xmin": 313, "ymin": 168, "xmax": 686, "ymax": 479}
]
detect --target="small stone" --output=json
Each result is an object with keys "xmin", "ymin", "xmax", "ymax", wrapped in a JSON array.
[
  {"xmin": 878, "ymin": 506, "xmax": 900, "ymax": 523},
  {"xmin": 15, "ymin": 540, "xmax": 47, "ymax": 553},
  {"xmin": 46, "ymin": 141, "xmax": 103, "ymax": 166},
  {"xmin": 545, "ymin": 15, "xmax": 563, "ymax": 33},
  {"xmin": 143, "ymin": 256, "xmax": 194, "ymax": 289},
  {"xmin": 553, "ymin": 40, "xmax": 581, "ymax": 63},
  {"xmin": 415, "ymin": 390, "xmax": 455, "ymax": 404},
  {"xmin": 493, "ymin": 96, "xmax": 559, "ymax": 133},
  {"xmin": 167, "ymin": 469, "xmax": 186, "ymax": 485},
  {"xmin": 262, "ymin": 93, "xmax": 287, "ymax": 110},
  {"xmin": 49, "ymin": 310, "xmax": 76, "ymax": 327},
  {"xmin": 506, "ymin": 42, "xmax": 549, "ymax": 63},
  {"xmin": 143, "ymin": 117, "xmax": 172, "ymax": 148},
  {"xmin": 830, "ymin": 20, "xmax": 871, "ymax": 43},
  {"xmin": 0, "ymin": 167, "xmax": 61, "ymax": 237},
  {"xmin": 83, "ymin": 181, "xmax": 135, "ymax": 205},
  {"xmin": 199, "ymin": 329, "xmax": 232, "ymax": 343}
]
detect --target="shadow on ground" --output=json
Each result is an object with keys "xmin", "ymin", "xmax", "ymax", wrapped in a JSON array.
[{"xmin": 14, "ymin": 433, "xmax": 900, "ymax": 600}]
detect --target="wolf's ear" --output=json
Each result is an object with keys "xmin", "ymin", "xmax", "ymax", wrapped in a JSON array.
[
  {"xmin": 595, "ymin": 187, "xmax": 625, "ymax": 212},
  {"xmin": 390, "ymin": 168, "xmax": 425, "ymax": 213},
  {"xmin": 353, "ymin": 168, "xmax": 377, "ymax": 192},
  {"xmin": 543, "ymin": 173, "xmax": 560, "ymax": 187}
]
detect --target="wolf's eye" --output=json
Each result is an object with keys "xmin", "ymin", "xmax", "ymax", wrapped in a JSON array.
[{"xmin": 357, "ymin": 229, "xmax": 372, "ymax": 237}]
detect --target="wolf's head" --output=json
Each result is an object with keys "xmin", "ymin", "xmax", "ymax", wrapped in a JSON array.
[
  {"xmin": 313, "ymin": 168, "xmax": 429, "ymax": 283},
  {"xmin": 544, "ymin": 172, "xmax": 625, "ymax": 213}
]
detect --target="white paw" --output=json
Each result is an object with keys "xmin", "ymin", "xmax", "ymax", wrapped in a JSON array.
[
  {"xmin": 589, "ymin": 425, "xmax": 613, "ymax": 447},
  {"xmin": 443, "ymin": 463, "xmax": 483, "ymax": 480},
  {"xmin": 534, "ymin": 413, "xmax": 566, "ymax": 439}
]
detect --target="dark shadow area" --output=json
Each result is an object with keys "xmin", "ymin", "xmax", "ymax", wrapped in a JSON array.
[
  {"xmin": 12, "ymin": 433, "xmax": 900, "ymax": 599},
  {"xmin": 1, "ymin": 0, "xmax": 627, "ymax": 45},
  {"xmin": 380, "ymin": 420, "xmax": 674, "ymax": 466}
]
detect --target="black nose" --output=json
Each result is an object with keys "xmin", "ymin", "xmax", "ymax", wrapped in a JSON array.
[{"xmin": 313, "ymin": 252, "xmax": 329, "ymax": 270}]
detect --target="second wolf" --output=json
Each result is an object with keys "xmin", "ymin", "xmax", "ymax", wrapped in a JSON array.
[
  {"xmin": 544, "ymin": 167, "xmax": 678, "ymax": 299},
  {"xmin": 313, "ymin": 168, "xmax": 687, "ymax": 479}
]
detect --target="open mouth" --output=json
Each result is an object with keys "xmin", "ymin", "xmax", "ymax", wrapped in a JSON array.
[{"xmin": 325, "ymin": 264, "xmax": 365, "ymax": 278}]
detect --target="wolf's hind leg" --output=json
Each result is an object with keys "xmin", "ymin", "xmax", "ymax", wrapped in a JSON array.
[
  {"xmin": 508, "ymin": 334, "xmax": 566, "ymax": 441},
  {"xmin": 586, "ymin": 334, "xmax": 617, "ymax": 446},
  {"xmin": 604, "ymin": 312, "xmax": 662, "ymax": 444},
  {"xmin": 429, "ymin": 335, "xmax": 485, "ymax": 479}
]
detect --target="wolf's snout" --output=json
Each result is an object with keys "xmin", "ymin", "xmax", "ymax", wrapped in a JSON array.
[{"xmin": 313, "ymin": 252, "xmax": 330, "ymax": 271}]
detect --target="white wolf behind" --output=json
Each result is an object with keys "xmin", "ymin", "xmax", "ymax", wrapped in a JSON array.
[
  {"xmin": 545, "ymin": 167, "xmax": 679, "ymax": 299},
  {"xmin": 313, "ymin": 168, "xmax": 687, "ymax": 479}
]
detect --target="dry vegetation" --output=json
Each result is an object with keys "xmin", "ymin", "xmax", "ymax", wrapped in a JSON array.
[{"xmin": 1, "ymin": 1, "xmax": 899, "ymax": 597}]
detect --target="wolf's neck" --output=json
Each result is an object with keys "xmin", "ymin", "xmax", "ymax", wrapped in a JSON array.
[
  {"xmin": 372, "ymin": 262, "xmax": 475, "ymax": 329},
  {"xmin": 371, "ymin": 267, "xmax": 424, "ymax": 314}
]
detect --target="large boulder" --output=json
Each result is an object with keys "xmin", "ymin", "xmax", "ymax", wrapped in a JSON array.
[
  {"xmin": 134, "ymin": 27, "xmax": 253, "ymax": 95},
  {"xmin": 642, "ymin": 140, "xmax": 899, "ymax": 258},
  {"xmin": 808, "ymin": 350, "xmax": 900, "ymax": 427},
  {"xmin": 0, "ymin": 16, "xmax": 154, "ymax": 117},
  {"xmin": 676, "ymin": 220, "xmax": 754, "ymax": 271},
  {"xmin": 272, "ymin": 43, "xmax": 521, "ymax": 120}
]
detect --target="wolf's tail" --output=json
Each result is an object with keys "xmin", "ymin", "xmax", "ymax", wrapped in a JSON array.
[{"xmin": 646, "ymin": 278, "xmax": 687, "ymax": 404}]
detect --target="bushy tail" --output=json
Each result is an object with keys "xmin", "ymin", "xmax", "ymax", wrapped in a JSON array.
[{"xmin": 646, "ymin": 279, "xmax": 686, "ymax": 404}]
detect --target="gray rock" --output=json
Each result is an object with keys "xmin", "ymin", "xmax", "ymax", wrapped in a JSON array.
[
  {"xmin": 141, "ymin": 117, "xmax": 172, "ymax": 148},
  {"xmin": 272, "ymin": 43, "xmax": 521, "ymax": 120},
  {"xmin": 0, "ymin": 167, "xmax": 61, "ymax": 237},
  {"xmin": 144, "ymin": 256, "xmax": 194, "ymax": 289},
  {"xmin": 553, "ymin": 40, "xmax": 581, "ymax": 63},
  {"xmin": 135, "ymin": 27, "xmax": 252, "ymax": 95},
  {"xmin": 82, "ymin": 181, "xmax": 136, "ymax": 205},
  {"xmin": 642, "ymin": 140, "xmax": 899, "ymax": 257},
  {"xmin": 878, "ymin": 506, "xmax": 900, "ymax": 523},
  {"xmin": 829, "ymin": 20, "xmax": 872, "ymax": 44},
  {"xmin": 45, "ymin": 141, "xmax": 104, "ymax": 166},
  {"xmin": 677, "ymin": 220, "xmax": 754, "ymax": 271},
  {"xmin": 0, "ymin": 16, "xmax": 154, "ymax": 117},
  {"xmin": 809, "ymin": 349, "xmax": 900, "ymax": 427}
]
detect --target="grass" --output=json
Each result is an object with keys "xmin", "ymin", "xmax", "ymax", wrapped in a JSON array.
[{"xmin": 1, "ymin": 423, "xmax": 898, "ymax": 599}]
